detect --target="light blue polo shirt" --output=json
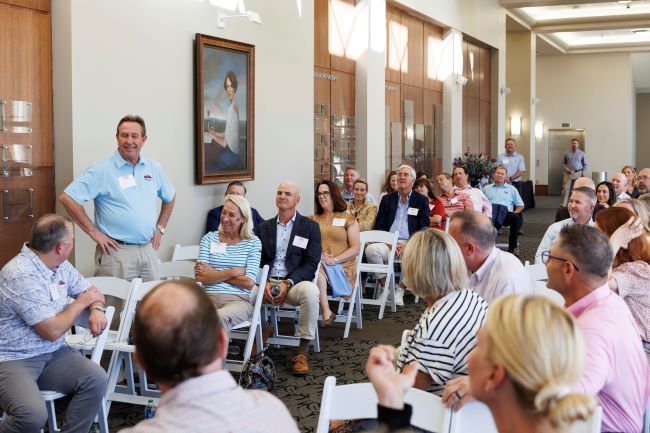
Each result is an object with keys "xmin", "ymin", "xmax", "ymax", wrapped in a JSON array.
[
  {"xmin": 64, "ymin": 151, "xmax": 175, "ymax": 244},
  {"xmin": 496, "ymin": 152, "xmax": 526, "ymax": 182},
  {"xmin": 483, "ymin": 182, "xmax": 524, "ymax": 212}
]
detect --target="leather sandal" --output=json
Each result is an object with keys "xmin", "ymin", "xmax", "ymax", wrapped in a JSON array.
[{"xmin": 320, "ymin": 312, "xmax": 337, "ymax": 328}]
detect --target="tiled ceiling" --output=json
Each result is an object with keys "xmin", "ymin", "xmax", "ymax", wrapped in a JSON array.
[{"xmin": 501, "ymin": 0, "xmax": 650, "ymax": 54}]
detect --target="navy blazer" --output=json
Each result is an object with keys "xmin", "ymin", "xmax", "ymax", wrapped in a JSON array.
[
  {"xmin": 373, "ymin": 191, "xmax": 430, "ymax": 236},
  {"xmin": 206, "ymin": 205, "xmax": 265, "ymax": 234},
  {"xmin": 254, "ymin": 212, "xmax": 322, "ymax": 284}
]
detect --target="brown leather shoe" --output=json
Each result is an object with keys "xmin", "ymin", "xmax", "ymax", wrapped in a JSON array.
[{"xmin": 292, "ymin": 353, "xmax": 309, "ymax": 376}]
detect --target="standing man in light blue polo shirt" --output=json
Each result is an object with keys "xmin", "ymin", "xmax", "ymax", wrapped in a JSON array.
[
  {"xmin": 495, "ymin": 137, "xmax": 526, "ymax": 192},
  {"xmin": 59, "ymin": 115, "xmax": 176, "ymax": 281}
]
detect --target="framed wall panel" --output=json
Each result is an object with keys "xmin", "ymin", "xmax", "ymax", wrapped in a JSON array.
[
  {"xmin": 423, "ymin": 22, "xmax": 443, "ymax": 92},
  {"xmin": 400, "ymin": 12, "xmax": 423, "ymax": 88},
  {"xmin": 385, "ymin": 6, "xmax": 403, "ymax": 84},
  {"xmin": 314, "ymin": 0, "xmax": 330, "ymax": 69}
]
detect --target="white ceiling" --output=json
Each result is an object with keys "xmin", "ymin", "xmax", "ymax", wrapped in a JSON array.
[{"xmin": 502, "ymin": 0, "xmax": 650, "ymax": 54}]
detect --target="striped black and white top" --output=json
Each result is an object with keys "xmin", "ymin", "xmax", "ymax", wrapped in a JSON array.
[
  {"xmin": 397, "ymin": 288, "xmax": 488, "ymax": 395},
  {"xmin": 197, "ymin": 231, "xmax": 262, "ymax": 297}
]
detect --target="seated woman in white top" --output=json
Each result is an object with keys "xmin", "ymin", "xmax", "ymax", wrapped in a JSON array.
[
  {"xmin": 443, "ymin": 295, "xmax": 595, "ymax": 433},
  {"xmin": 397, "ymin": 229, "xmax": 488, "ymax": 395},
  {"xmin": 195, "ymin": 194, "xmax": 261, "ymax": 332}
]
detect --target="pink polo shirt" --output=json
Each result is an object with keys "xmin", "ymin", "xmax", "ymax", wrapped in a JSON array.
[{"xmin": 568, "ymin": 284, "xmax": 650, "ymax": 433}]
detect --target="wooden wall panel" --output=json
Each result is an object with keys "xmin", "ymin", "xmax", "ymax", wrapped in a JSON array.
[
  {"xmin": 422, "ymin": 88, "xmax": 441, "ymax": 126},
  {"xmin": 314, "ymin": 0, "xmax": 330, "ymax": 69},
  {"xmin": 0, "ymin": 0, "xmax": 49, "ymax": 12},
  {"xmin": 385, "ymin": 82, "xmax": 401, "ymax": 123},
  {"xmin": 423, "ymin": 23, "xmax": 443, "ymax": 92},
  {"xmin": 330, "ymin": 70, "xmax": 355, "ymax": 116},
  {"xmin": 480, "ymin": 101, "xmax": 491, "ymax": 155},
  {"xmin": 400, "ymin": 13, "xmax": 423, "ymax": 88},
  {"xmin": 465, "ymin": 42, "xmax": 480, "ymax": 100},
  {"xmin": 385, "ymin": 6, "xmax": 402, "ymax": 83},
  {"xmin": 480, "ymin": 46, "xmax": 491, "ymax": 102},
  {"xmin": 465, "ymin": 99, "xmax": 480, "ymax": 155},
  {"xmin": 401, "ymin": 85, "xmax": 423, "ymax": 124},
  {"xmin": 314, "ymin": 67, "xmax": 331, "ymax": 106},
  {"xmin": 329, "ymin": 0, "xmax": 355, "ymax": 74}
]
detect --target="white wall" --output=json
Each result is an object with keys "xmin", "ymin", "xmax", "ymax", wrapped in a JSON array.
[
  {"xmin": 535, "ymin": 53, "xmax": 635, "ymax": 185},
  {"xmin": 637, "ymin": 93, "xmax": 650, "ymax": 170},
  {"xmin": 53, "ymin": 0, "xmax": 314, "ymax": 274}
]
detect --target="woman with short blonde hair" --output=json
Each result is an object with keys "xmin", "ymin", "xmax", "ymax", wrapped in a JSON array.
[
  {"xmin": 220, "ymin": 194, "xmax": 254, "ymax": 239},
  {"xmin": 396, "ymin": 229, "xmax": 487, "ymax": 395}
]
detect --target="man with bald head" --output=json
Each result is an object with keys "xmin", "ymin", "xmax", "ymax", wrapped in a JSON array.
[
  {"xmin": 254, "ymin": 181, "xmax": 321, "ymax": 376},
  {"xmin": 638, "ymin": 168, "xmax": 650, "ymax": 195},
  {"xmin": 120, "ymin": 280, "xmax": 299, "ymax": 433},
  {"xmin": 448, "ymin": 211, "xmax": 534, "ymax": 304},
  {"xmin": 611, "ymin": 172, "xmax": 631, "ymax": 201}
]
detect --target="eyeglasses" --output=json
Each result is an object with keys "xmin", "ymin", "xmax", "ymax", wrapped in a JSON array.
[
  {"xmin": 639, "ymin": 175, "xmax": 650, "ymax": 181},
  {"xmin": 540, "ymin": 251, "xmax": 580, "ymax": 272},
  {"xmin": 317, "ymin": 191, "xmax": 330, "ymax": 198}
]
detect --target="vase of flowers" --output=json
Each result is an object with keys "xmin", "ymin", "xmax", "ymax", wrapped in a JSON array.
[{"xmin": 452, "ymin": 153, "xmax": 496, "ymax": 187}]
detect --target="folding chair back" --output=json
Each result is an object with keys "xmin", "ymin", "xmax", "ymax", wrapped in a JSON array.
[
  {"xmin": 227, "ymin": 265, "xmax": 270, "ymax": 372},
  {"xmin": 158, "ymin": 260, "xmax": 196, "ymax": 279},
  {"xmin": 446, "ymin": 400, "xmax": 498, "ymax": 433},
  {"xmin": 358, "ymin": 230, "xmax": 399, "ymax": 319},
  {"xmin": 315, "ymin": 376, "xmax": 446, "ymax": 433},
  {"xmin": 524, "ymin": 260, "xmax": 548, "ymax": 281},
  {"xmin": 171, "ymin": 243, "xmax": 199, "ymax": 261}
]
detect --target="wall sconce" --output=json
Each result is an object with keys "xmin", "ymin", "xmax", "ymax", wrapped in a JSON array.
[
  {"xmin": 217, "ymin": 10, "xmax": 262, "ymax": 28},
  {"xmin": 455, "ymin": 74, "xmax": 468, "ymax": 86},
  {"xmin": 531, "ymin": 97, "xmax": 541, "ymax": 104},
  {"xmin": 510, "ymin": 116, "xmax": 522, "ymax": 136},
  {"xmin": 535, "ymin": 121, "xmax": 544, "ymax": 139},
  {"xmin": 500, "ymin": 86, "xmax": 511, "ymax": 96}
]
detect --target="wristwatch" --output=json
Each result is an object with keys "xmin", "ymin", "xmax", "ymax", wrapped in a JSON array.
[
  {"xmin": 90, "ymin": 304, "xmax": 107, "ymax": 313},
  {"xmin": 157, "ymin": 224, "xmax": 166, "ymax": 234},
  {"xmin": 286, "ymin": 279, "xmax": 294, "ymax": 289}
]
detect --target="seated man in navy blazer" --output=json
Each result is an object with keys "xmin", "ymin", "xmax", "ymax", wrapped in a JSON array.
[
  {"xmin": 366, "ymin": 164, "xmax": 430, "ymax": 305},
  {"xmin": 206, "ymin": 181, "xmax": 265, "ymax": 233},
  {"xmin": 254, "ymin": 181, "xmax": 321, "ymax": 376}
]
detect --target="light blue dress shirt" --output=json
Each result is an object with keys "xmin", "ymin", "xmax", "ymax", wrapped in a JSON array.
[
  {"xmin": 270, "ymin": 212, "xmax": 297, "ymax": 278},
  {"xmin": 483, "ymin": 182, "xmax": 524, "ymax": 212},
  {"xmin": 496, "ymin": 152, "xmax": 526, "ymax": 182},
  {"xmin": 64, "ymin": 151, "xmax": 175, "ymax": 244},
  {"xmin": 389, "ymin": 192, "xmax": 411, "ymax": 240}
]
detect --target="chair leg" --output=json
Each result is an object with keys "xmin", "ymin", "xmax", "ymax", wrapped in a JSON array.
[
  {"xmin": 354, "ymin": 287, "xmax": 363, "ymax": 330},
  {"xmin": 46, "ymin": 399, "xmax": 58, "ymax": 432},
  {"xmin": 98, "ymin": 399, "xmax": 110, "ymax": 433},
  {"xmin": 104, "ymin": 352, "xmax": 126, "ymax": 414},
  {"xmin": 312, "ymin": 326, "xmax": 321, "ymax": 352}
]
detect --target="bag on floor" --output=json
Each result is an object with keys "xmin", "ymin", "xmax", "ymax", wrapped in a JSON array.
[
  {"xmin": 324, "ymin": 263, "xmax": 352, "ymax": 298},
  {"xmin": 239, "ymin": 350, "xmax": 276, "ymax": 391}
]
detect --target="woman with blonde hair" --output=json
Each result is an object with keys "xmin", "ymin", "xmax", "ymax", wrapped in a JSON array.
[
  {"xmin": 346, "ymin": 178, "xmax": 377, "ymax": 231},
  {"xmin": 195, "ymin": 194, "xmax": 262, "ymax": 332},
  {"xmin": 622, "ymin": 165, "xmax": 640, "ymax": 198},
  {"xmin": 396, "ymin": 229, "xmax": 487, "ymax": 394},
  {"xmin": 443, "ymin": 294, "xmax": 595, "ymax": 433},
  {"xmin": 615, "ymin": 197, "xmax": 650, "ymax": 241}
]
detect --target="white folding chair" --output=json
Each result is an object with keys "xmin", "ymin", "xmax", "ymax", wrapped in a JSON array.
[
  {"xmin": 327, "ymin": 252, "xmax": 363, "ymax": 338},
  {"xmin": 171, "ymin": 243, "xmax": 199, "ymax": 262},
  {"xmin": 315, "ymin": 376, "xmax": 446, "ymax": 433},
  {"xmin": 524, "ymin": 260, "xmax": 548, "ymax": 281},
  {"xmin": 358, "ymin": 230, "xmax": 399, "ymax": 319},
  {"xmin": 226, "ymin": 265, "xmax": 270, "ymax": 372},
  {"xmin": 445, "ymin": 400, "xmax": 498, "ymax": 433},
  {"xmin": 524, "ymin": 261, "xmax": 564, "ymax": 305},
  {"xmin": 264, "ymin": 266, "xmax": 321, "ymax": 352},
  {"xmin": 40, "ymin": 306, "xmax": 115, "ymax": 433},
  {"xmin": 643, "ymin": 396, "xmax": 650, "ymax": 433},
  {"xmin": 158, "ymin": 260, "xmax": 196, "ymax": 279}
]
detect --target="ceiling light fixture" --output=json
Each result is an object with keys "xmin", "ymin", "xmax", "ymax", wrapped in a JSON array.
[{"xmin": 217, "ymin": 10, "xmax": 262, "ymax": 28}]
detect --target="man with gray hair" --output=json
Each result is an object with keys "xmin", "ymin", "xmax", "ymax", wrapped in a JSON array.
[
  {"xmin": 638, "ymin": 168, "xmax": 650, "ymax": 195},
  {"xmin": 342, "ymin": 167, "xmax": 376, "ymax": 204},
  {"xmin": 448, "ymin": 211, "xmax": 534, "ymax": 304},
  {"xmin": 544, "ymin": 224, "xmax": 650, "ymax": 433},
  {"xmin": 554, "ymin": 176, "xmax": 599, "ymax": 222},
  {"xmin": 611, "ymin": 172, "xmax": 631, "ymax": 201},
  {"xmin": 535, "ymin": 186, "xmax": 596, "ymax": 263},
  {"xmin": 366, "ymin": 164, "xmax": 429, "ymax": 305},
  {"xmin": 0, "ymin": 214, "xmax": 108, "ymax": 433}
]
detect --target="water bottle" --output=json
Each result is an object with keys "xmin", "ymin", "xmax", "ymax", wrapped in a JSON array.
[{"xmin": 144, "ymin": 399, "xmax": 156, "ymax": 419}]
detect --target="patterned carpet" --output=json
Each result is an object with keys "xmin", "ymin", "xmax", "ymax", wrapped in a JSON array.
[{"xmin": 57, "ymin": 197, "xmax": 561, "ymax": 432}]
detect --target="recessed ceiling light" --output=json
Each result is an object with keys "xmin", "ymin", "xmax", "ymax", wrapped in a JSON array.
[
  {"xmin": 632, "ymin": 28, "xmax": 650, "ymax": 34},
  {"xmin": 617, "ymin": 1, "xmax": 632, "ymax": 4}
]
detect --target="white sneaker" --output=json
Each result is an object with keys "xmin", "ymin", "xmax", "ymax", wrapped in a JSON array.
[{"xmin": 393, "ymin": 287, "xmax": 405, "ymax": 307}]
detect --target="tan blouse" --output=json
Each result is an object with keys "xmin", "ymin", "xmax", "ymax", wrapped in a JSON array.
[
  {"xmin": 346, "ymin": 199, "xmax": 377, "ymax": 232},
  {"xmin": 311, "ymin": 212, "xmax": 358, "ymax": 289}
]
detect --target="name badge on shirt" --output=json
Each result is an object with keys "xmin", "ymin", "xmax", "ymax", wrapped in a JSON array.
[
  {"xmin": 118, "ymin": 174, "xmax": 137, "ymax": 189},
  {"xmin": 407, "ymin": 207, "xmax": 419, "ymax": 216},
  {"xmin": 450, "ymin": 198, "xmax": 458, "ymax": 205},
  {"xmin": 502, "ymin": 158, "xmax": 510, "ymax": 164},
  {"xmin": 292, "ymin": 236, "xmax": 308, "ymax": 249},
  {"xmin": 210, "ymin": 242, "xmax": 227, "ymax": 254},
  {"xmin": 429, "ymin": 203, "xmax": 435, "ymax": 210},
  {"xmin": 49, "ymin": 283, "xmax": 61, "ymax": 300},
  {"xmin": 332, "ymin": 218, "xmax": 346, "ymax": 227}
]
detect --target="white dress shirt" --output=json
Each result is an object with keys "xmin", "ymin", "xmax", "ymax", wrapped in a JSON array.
[{"xmin": 468, "ymin": 247, "xmax": 535, "ymax": 304}]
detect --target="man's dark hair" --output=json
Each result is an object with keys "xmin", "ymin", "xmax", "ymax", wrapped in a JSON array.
[
  {"xmin": 29, "ymin": 214, "xmax": 72, "ymax": 253},
  {"xmin": 116, "ymin": 114, "xmax": 146, "ymax": 136},
  {"xmin": 134, "ymin": 280, "xmax": 222, "ymax": 387},
  {"xmin": 557, "ymin": 225, "xmax": 612, "ymax": 278},
  {"xmin": 227, "ymin": 180, "xmax": 246, "ymax": 194},
  {"xmin": 450, "ymin": 210, "xmax": 496, "ymax": 250},
  {"xmin": 452, "ymin": 166, "xmax": 466, "ymax": 176},
  {"xmin": 314, "ymin": 179, "xmax": 347, "ymax": 214}
]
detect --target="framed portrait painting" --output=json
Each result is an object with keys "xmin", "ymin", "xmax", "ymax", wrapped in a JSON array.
[{"xmin": 195, "ymin": 34, "xmax": 254, "ymax": 184}]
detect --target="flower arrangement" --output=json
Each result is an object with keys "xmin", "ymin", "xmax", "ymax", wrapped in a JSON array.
[{"xmin": 452, "ymin": 153, "xmax": 496, "ymax": 186}]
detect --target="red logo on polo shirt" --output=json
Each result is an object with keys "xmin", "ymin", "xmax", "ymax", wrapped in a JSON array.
[{"xmin": 144, "ymin": 175, "xmax": 153, "ymax": 181}]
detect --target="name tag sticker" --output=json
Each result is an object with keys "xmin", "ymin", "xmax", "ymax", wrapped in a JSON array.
[
  {"xmin": 502, "ymin": 158, "xmax": 510, "ymax": 164},
  {"xmin": 210, "ymin": 242, "xmax": 227, "ymax": 254},
  {"xmin": 450, "ymin": 198, "xmax": 458, "ymax": 205},
  {"xmin": 292, "ymin": 236, "xmax": 309, "ymax": 249},
  {"xmin": 118, "ymin": 175, "xmax": 136, "ymax": 189},
  {"xmin": 429, "ymin": 203, "xmax": 435, "ymax": 210},
  {"xmin": 407, "ymin": 207, "xmax": 419, "ymax": 216},
  {"xmin": 49, "ymin": 284, "xmax": 61, "ymax": 300},
  {"xmin": 333, "ymin": 218, "xmax": 346, "ymax": 227}
]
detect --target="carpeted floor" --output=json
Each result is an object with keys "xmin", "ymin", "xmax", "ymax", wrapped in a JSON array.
[{"xmin": 59, "ymin": 196, "xmax": 561, "ymax": 433}]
